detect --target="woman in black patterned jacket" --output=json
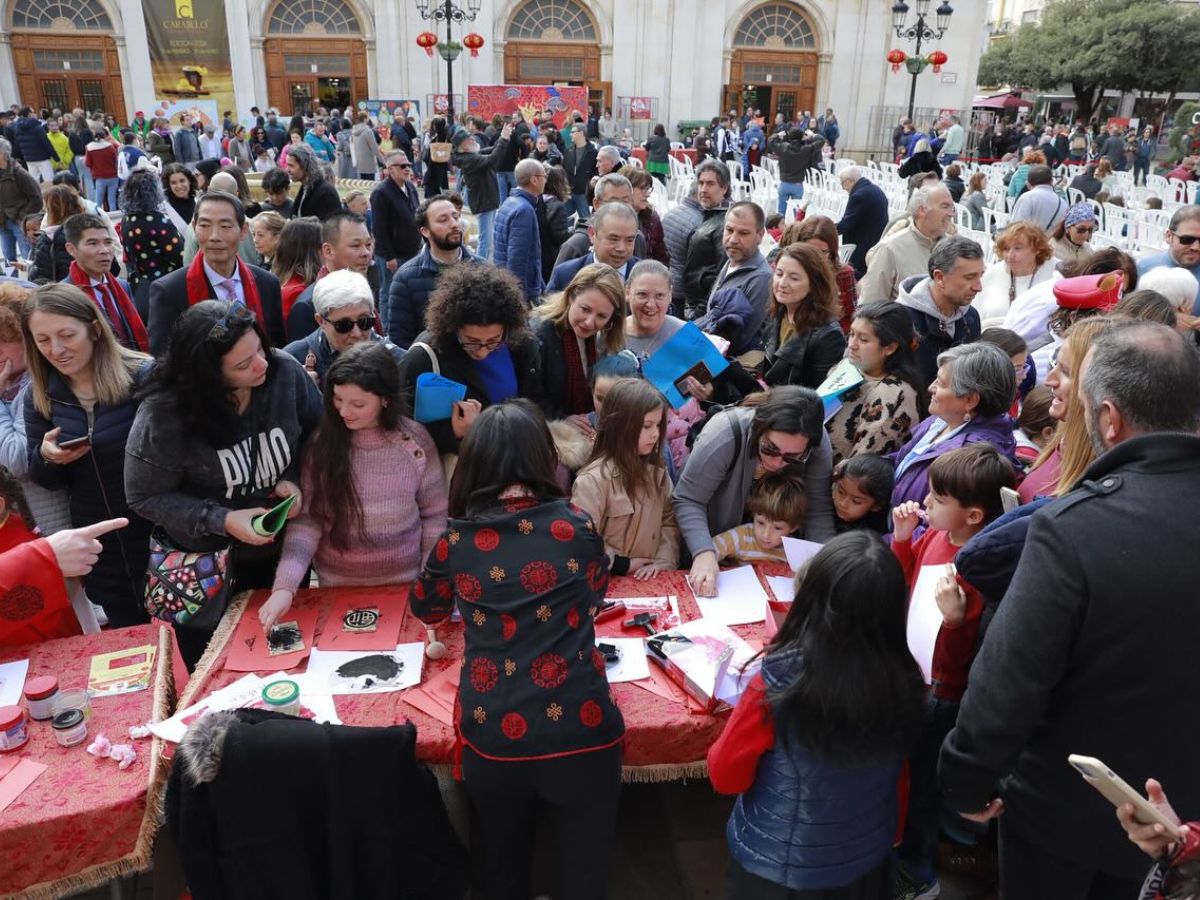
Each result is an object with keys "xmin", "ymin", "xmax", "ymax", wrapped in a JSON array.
[{"xmin": 412, "ymin": 399, "xmax": 624, "ymax": 900}]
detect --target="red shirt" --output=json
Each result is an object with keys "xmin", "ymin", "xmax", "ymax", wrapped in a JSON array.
[
  {"xmin": 707, "ymin": 672, "xmax": 774, "ymax": 794},
  {"xmin": 85, "ymin": 142, "xmax": 118, "ymax": 179},
  {"xmin": 0, "ymin": 513, "xmax": 36, "ymax": 554},
  {"xmin": 893, "ymin": 528, "xmax": 983, "ymax": 702},
  {"xmin": 281, "ymin": 274, "xmax": 307, "ymax": 321}
]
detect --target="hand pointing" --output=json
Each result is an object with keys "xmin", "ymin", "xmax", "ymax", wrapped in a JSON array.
[{"xmin": 44, "ymin": 518, "xmax": 129, "ymax": 577}]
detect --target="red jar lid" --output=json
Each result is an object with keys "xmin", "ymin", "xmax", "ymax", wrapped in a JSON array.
[
  {"xmin": 0, "ymin": 705, "xmax": 24, "ymax": 729},
  {"xmin": 24, "ymin": 676, "xmax": 58, "ymax": 701}
]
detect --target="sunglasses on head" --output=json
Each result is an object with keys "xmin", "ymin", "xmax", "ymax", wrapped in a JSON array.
[
  {"xmin": 1173, "ymin": 234, "xmax": 1200, "ymax": 247},
  {"xmin": 207, "ymin": 303, "xmax": 254, "ymax": 341},
  {"xmin": 323, "ymin": 314, "xmax": 374, "ymax": 334},
  {"xmin": 758, "ymin": 437, "xmax": 811, "ymax": 466}
]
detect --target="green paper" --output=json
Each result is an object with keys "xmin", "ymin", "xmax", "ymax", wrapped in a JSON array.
[{"xmin": 252, "ymin": 494, "xmax": 298, "ymax": 536}]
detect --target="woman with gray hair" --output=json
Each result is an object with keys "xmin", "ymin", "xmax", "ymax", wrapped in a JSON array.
[
  {"xmin": 286, "ymin": 142, "xmax": 342, "ymax": 221},
  {"xmin": 890, "ymin": 341, "xmax": 1021, "ymax": 507},
  {"xmin": 118, "ymin": 168, "xmax": 184, "ymax": 320}
]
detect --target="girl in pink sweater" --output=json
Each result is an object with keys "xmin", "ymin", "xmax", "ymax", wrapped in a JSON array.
[{"xmin": 261, "ymin": 342, "xmax": 447, "ymax": 628}]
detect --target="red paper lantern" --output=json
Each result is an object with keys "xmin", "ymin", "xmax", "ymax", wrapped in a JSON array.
[
  {"xmin": 886, "ymin": 49, "xmax": 906, "ymax": 74},
  {"xmin": 416, "ymin": 31, "xmax": 438, "ymax": 57},
  {"xmin": 463, "ymin": 33, "xmax": 485, "ymax": 58},
  {"xmin": 927, "ymin": 50, "xmax": 948, "ymax": 74}
]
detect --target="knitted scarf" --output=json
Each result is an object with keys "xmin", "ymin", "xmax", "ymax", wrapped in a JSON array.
[
  {"xmin": 67, "ymin": 261, "xmax": 149, "ymax": 352},
  {"xmin": 185, "ymin": 253, "xmax": 265, "ymax": 328},
  {"xmin": 561, "ymin": 328, "xmax": 597, "ymax": 416}
]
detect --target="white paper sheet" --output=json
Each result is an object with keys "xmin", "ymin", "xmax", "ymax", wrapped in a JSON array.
[
  {"xmin": 150, "ymin": 674, "xmax": 267, "ymax": 743},
  {"xmin": 906, "ymin": 564, "xmax": 952, "ymax": 684},
  {"xmin": 305, "ymin": 643, "xmax": 425, "ymax": 695},
  {"xmin": 766, "ymin": 575, "xmax": 796, "ymax": 603},
  {"xmin": 0, "ymin": 659, "xmax": 28, "ymax": 707},
  {"xmin": 696, "ymin": 565, "xmax": 769, "ymax": 626},
  {"xmin": 781, "ymin": 536, "xmax": 824, "ymax": 572},
  {"xmin": 595, "ymin": 637, "xmax": 651, "ymax": 684}
]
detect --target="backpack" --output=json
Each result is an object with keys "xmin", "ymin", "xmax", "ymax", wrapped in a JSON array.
[{"xmin": 1070, "ymin": 132, "xmax": 1087, "ymax": 153}]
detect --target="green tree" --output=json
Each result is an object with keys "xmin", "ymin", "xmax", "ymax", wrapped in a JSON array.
[
  {"xmin": 978, "ymin": 0, "xmax": 1200, "ymax": 122},
  {"xmin": 1166, "ymin": 102, "xmax": 1200, "ymax": 163}
]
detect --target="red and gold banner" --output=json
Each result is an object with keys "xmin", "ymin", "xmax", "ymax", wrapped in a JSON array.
[{"xmin": 467, "ymin": 84, "xmax": 590, "ymax": 128}]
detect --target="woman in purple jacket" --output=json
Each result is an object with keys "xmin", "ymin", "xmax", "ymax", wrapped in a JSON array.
[{"xmin": 890, "ymin": 342, "xmax": 1020, "ymax": 508}]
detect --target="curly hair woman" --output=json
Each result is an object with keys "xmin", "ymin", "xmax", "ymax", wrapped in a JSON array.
[{"xmin": 396, "ymin": 263, "xmax": 543, "ymax": 455}]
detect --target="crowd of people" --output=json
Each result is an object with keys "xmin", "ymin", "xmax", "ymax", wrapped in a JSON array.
[{"xmin": 1, "ymin": 96, "xmax": 1200, "ymax": 900}]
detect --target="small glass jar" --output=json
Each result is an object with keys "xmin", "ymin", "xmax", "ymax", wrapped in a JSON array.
[
  {"xmin": 24, "ymin": 675, "xmax": 59, "ymax": 721},
  {"xmin": 0, "ymin": 705, "xmax": 29, "ymax": 752},
  {"xmin": 51, "ymin": 688, "xmax": 91, "ymax": 721},
  {"xmin": 262, "ymin": 680, "xmax": 301, "ymax": 716},
  {"xmin": 52, "ymin": 709, "xmax": 88, "ymax": 747}
]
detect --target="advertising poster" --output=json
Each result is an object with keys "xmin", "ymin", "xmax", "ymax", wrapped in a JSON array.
[
  {"xmin": 467, "ymin": 85, "xmax": 590, "ymax": 128},
  {"xmin": 151, "ymin": 98, "xmax": 219, "ymax": 129},
  {"xmin": 141, "ymin": 0, "xmax": 235, "ymax": 119},
  {"xmin": 629, "ymin": 97, "xmax": 653, "ymax": 120},
  {"xmin": 358, "ymin": 99, "xmax": 423, "ymax": 127}
]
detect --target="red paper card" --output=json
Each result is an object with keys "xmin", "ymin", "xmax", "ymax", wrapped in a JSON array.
[
  {"xmin": 224, "ymin": 606, "xmax": 320, "ymax": 672},
  {"xmin": 316, "ymin": 588, "xmax": 409, "ymax": 651},
  {"xmin": 0, "ymin": 759, "xmax": 48, "ymax": 813},
  {"xmin": 400, "ymin": 665, "xmax": 460, "ymax": 727}
]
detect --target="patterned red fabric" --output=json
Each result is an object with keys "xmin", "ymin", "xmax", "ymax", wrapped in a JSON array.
[
  {"xmin": 0, "ymin": 625, "xmax": 173, "ymax": 896},
  {"xmin": 179, "ymin": 567, "xmax": 787, "ymax": 774}
]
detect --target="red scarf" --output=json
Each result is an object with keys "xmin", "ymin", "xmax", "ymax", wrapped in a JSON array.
[
  {"xmin": 561, "ymin": 329, "xmax": 597, "ymax": 416},
  {"xmin": 185, "ymin": 253, "xmax": 265, "ymax": 328},
  {"xmin": 68, "ymin": 261, "xmax": 149, "ymax": 352}
]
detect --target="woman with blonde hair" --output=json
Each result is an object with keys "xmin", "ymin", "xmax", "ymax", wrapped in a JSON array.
[
  {"xmin": 762, "ymin": 243, "xmax": 846, "ymax": 389},
  {"xmin": 250, "ymin": 210, "xmax": 286, "ymax": 270},
  {"xmin": 22, "ymin": 283, "xmax": 153, "ymax": 626},
  {"xmin": 532, "ymin": 263, "xmax": 628, "ymax": 420},
  {"xmin": 974, "ymin": 220, "xmax": 1059, "ymax": 329},
  {"xmin": 29, "ymin": 185, "xmax": 85, "ymax": 284}
]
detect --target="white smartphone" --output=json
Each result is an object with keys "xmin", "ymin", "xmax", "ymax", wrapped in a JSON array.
[
  {"xmin": 1000, "ymin": 486, "xmax": 1020, "ymax": 514},
  {"xmin": 1067, "ymin": 754, "xmax": 1182, "ymax": 837}
]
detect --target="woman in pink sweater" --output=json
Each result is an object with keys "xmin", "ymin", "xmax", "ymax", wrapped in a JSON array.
[{"xmin": 260, "ymin": 341, "xmax": 447, "ymax": 628}]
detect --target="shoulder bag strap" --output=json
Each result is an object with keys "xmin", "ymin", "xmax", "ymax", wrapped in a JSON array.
[{"xmin": 411, "ymin": 341, "xmax": 440, "ymax": 376}]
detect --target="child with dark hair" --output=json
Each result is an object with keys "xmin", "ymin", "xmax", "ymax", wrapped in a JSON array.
[
  {"xmin": 890, "ymin": 443, "xmax": 1017, "ymax": 897},
  {"xmin": 0, "ymin": 465, "xmax": 38, "ymax": 552},
  {"xmin": 708, "ymin": 531, "xmax": 927, "ymax": 895},
  {"xmin": 831, "ymin": 454, "xmax": 893, "ymax": 536},
  {"xmin": 712, "ymin": 473, "xmax": 807, "ymax": 565}
]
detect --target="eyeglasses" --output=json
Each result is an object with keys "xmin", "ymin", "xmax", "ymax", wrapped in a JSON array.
[
  {"xmin": 458, "ymin": 332, "xmax": 505, "ymax": 353},
  {"xmin": 1172, "ymin": 234, "xmax": 1200, "ymax": 246},
  {"xmin": 391, "ymin": 163, "xmax": 412, "ymax": 170},
  {"xmin": 758, "ymin": 437, "xmax": 811, "ymax": 466},
  {"xmin": 323, "ymin": 314, "xmax": 374, "ymax": 335},
  {"xmin": 207, "ymin": 303, "xmax": 254, "ymax": 341},
  {"xmin": 1070, "ymin": 225, "xmax": 1096, "ymax": 235}
]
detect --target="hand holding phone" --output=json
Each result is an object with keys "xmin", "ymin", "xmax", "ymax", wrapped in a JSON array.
[
  {"xmin": 1068, "ymin": 754, "xmax": 1183, "ymax": 839},
  {"xmin": 57, "ymin": 434, "xmax": 92, "ymax": 449}
]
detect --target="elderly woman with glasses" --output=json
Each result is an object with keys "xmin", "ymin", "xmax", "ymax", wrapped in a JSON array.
[
  {"xmin": 396, "ymin": 263, "xmax": 542, "ymax": 457},
  {"xmin": 673, "ymin": 385, "xmax": 836, "ymax": 597},
  {"xmin": 125, "ymin": 299, "xmax": 322, "ymax": 669},
  {"xmin": 1051, "ymin": 204, "xmax": 1097, "ymax": 267},
  {"xmin": 282, "ymin": 269, "xmax": 404, "ymax": 386},
  {"xmin": 889, "ymin": 342, "xmax": 1021, "ymax": 508}
]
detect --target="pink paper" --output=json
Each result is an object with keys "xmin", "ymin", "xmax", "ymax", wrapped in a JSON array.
[
  {"xmin": 401, "ymin": 666, "xmax": 459, "ymax": 726},
  {"xmin": 401, "ymin": 690, "xmax": 455, "ymax": 727},
  {"xmin": 0, "ymin": 756, "xmax": 19, "ymax": 780},
  {"xmin": 632, "ymin": 665, "xmax": 689, "ymax": 706},
  {"xmin": 317, "ymin": 589, "xmax": 408, "ymax": 652},
  {"xmin": 224, "ymin": 606, "xmax": 320, "ymax": 672},
  {"xmin": 0, "ymin": 758, "xmax": 48, "ymax": 813}
]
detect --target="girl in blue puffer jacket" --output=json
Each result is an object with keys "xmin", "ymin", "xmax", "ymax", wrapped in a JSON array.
[{"xmin": 708, "ymin": 531, "xmax": 926, "ymax": 898}]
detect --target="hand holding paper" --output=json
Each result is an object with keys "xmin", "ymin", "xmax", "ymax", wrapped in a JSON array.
[{"xmin": 252, "ymin": 493, "xmax": 298, "ymax": 537}]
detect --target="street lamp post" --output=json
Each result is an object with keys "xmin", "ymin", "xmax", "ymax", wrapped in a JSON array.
[
  {"xmin": 891, "ymin": 0, "xmax": 953, "ymax": 122},
  {"xmin": 415, "ymin": 0, "xmax": 481, "ymax": 122}
]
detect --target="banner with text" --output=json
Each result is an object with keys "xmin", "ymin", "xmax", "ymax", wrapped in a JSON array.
[{"xmin": 141, "ymin": 0, "xmax": 234, "ymax": 125}]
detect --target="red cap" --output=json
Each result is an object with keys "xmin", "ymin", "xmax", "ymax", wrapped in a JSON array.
[
  {"xmin": 0, "ymin": 705, "xmax": 24, "ymax": 729},
  {"xmin": 24, "ymin": 675, "xmax": 58, "ymax": 701},
  {"xmin": 1053, "ymin": 271, "xmax": 1123, "ymax": 311}
]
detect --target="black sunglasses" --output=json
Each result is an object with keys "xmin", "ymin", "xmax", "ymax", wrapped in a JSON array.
[
  {"xmin": 758, "ymin": 437, "xmax": 811, "ymax": 466},
  {"xmin": 207, "ymin": 303, "xmax": 254, "ymax": 341},
  {"xmin": 1173, "ymin": 234, "xmax": 1200, "ymax": 247},
  {"xmin": 391, "ymin": 162, "xmax": 412, "ymax": 170},
  {"xmin": 323, "ymin": 314, "xmax": 374, "ymax": 335}
]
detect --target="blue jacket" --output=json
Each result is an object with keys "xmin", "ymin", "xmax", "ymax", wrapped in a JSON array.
[
  {"xmin": 546, "ymin": 252, "xmax": 640, "ymax": 294},
  {"xmin": 836, "ymin": 178, "xmax": 889, "ymax": 278},
  {"xmin": 283, "ymin": 328, "xmax": 405, "ymax": 384},
  {"xmin": 12, "ymin": 116, "xmax": 58, "ymax": 164},
  {"xmin": 24, "ymin": 364, "xmax": 154, "ymax": 625},
  {"xmin": 303, "ymin": 131, "xmax": 336, "ymax": 163},
  {"xmin": 727, "ymin": 649, "xmax": 903, "ymax": 890},
  {"xmin": 493, "ymin": 189, "xmax": 543, "ymax": 302},
  {"xmin": 386, "ymin": 245, "xmax": 479, "ymax": 350}
]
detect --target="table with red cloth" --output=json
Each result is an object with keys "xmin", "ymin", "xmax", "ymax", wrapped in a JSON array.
[
  {"xmin": 0, "ymin": 624, "xmax": 176, "ymax": 899},
  {"xmin": 181, "ymin": 567, "xmax": 789, "ymax": 783},
  {"xmin": 630, "ymin": 147, "xmax": 697, "ymax": 167}
]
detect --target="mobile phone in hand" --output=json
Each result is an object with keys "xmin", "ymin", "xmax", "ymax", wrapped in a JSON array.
[{"xmin": 58, "ymin": 434, "xmax": 92, "ymax": 449}]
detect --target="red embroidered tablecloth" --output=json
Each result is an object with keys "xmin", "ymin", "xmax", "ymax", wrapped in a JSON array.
[
  {"xmin": 0, "ymin": 624, "xmax": 175, "ymax": 899},
  {"xmin": 182, "ymin": 568, "xmax": 788, "ymax": 782}
]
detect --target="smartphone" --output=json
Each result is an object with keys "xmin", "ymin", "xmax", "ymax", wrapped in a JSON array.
[
  {"xmin": 58, "ymin": 434, "xmax": 92, "ymax": 449},
  {"xmin": 1067, "ymin": 754, "xmax": 1182, "ymax": 837},
  {"xmin": 1000, "ymin": 486, "xmax": 1020, "ymax": 514}
]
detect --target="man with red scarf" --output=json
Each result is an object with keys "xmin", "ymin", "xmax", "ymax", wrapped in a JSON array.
[
  {"xmin": 147, "ymin": 191, "xmax": 285, "ymax": 356},
  {"xmin": 62, "ymin": 212, "xmax": 148, "ymax": 352}
]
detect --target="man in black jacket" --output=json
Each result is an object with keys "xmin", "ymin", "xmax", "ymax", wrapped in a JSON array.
[
  {"xmin": 562, "ymin": 124, "xmax": 598, "ymax": 221},
  {"xmin": 148, "ymin": 192, "xmax": 284, "ymax": 355},
  {"xmin": 451, "ymin": 122, "xmax": 512, "ymax": 262},
  {"xmin": 767, "ymin": 129, "xmax": 823, "ymax": 218},
  {"xmin": 940, "ymin": 321, "xmax": 1200, "ymax": 898},
  {"xmin": 836, "ymin": 167, "xmax": 890, "ymax": 278},
  {"xmin": 682, "ymin": 159, "xmax": 732, "ymax": 320},
  {"xmin": 371, "ymin": 150, "xmax": 421, "ymax": 291}
]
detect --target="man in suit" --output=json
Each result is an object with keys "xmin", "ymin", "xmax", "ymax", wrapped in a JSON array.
[
  {"xmin": 60, "ymin": 212, "xmax": 146, "ymax": 351},
  {"xmin": 148, "ymin": 191, "xmax": 284, "ymax": 355},
  {"xmin": 371, "ymin": 150, "xmax": 422, "ymax": 290},
  {"xmin": 836, "ymin": 166, "xmax": 891, "ymax": 279},
  {"xmin": 545, "ymin": 202, "xmax": 640, "ymax": 294}
]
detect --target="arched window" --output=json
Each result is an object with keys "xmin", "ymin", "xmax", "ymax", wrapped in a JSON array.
[
  {"xmin": 266, "ymin": 0, "xmax": 361, "ymax": 35},
  {"xmin": 10, "ymin": 0, "xmax": 111, "ymax": 30},
  {"xmin": 733, "ymin": 2, "xmax": 816, "ymax": 50},
  {"xmin": 507, "ymin": 0, "xmax": 597, "ymax": 42}
]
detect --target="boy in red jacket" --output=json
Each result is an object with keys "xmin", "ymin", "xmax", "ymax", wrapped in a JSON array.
[{"xmin": 890, "ymin": 443, "xmax": 1016, "ymax": 897}]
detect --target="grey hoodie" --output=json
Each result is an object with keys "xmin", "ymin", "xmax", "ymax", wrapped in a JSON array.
[{"xmin": 896, "ymin": 274, "xmax": 971, "ymax": 333}]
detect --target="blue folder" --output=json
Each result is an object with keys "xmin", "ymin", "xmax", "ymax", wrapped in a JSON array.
[
  {"xmin": 642, "ymin": 322, "xmax": 730, "ymax": 408},
  {"xmin": 414, "ymin": 372, "xmax": 468, "ymax": 423}
]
